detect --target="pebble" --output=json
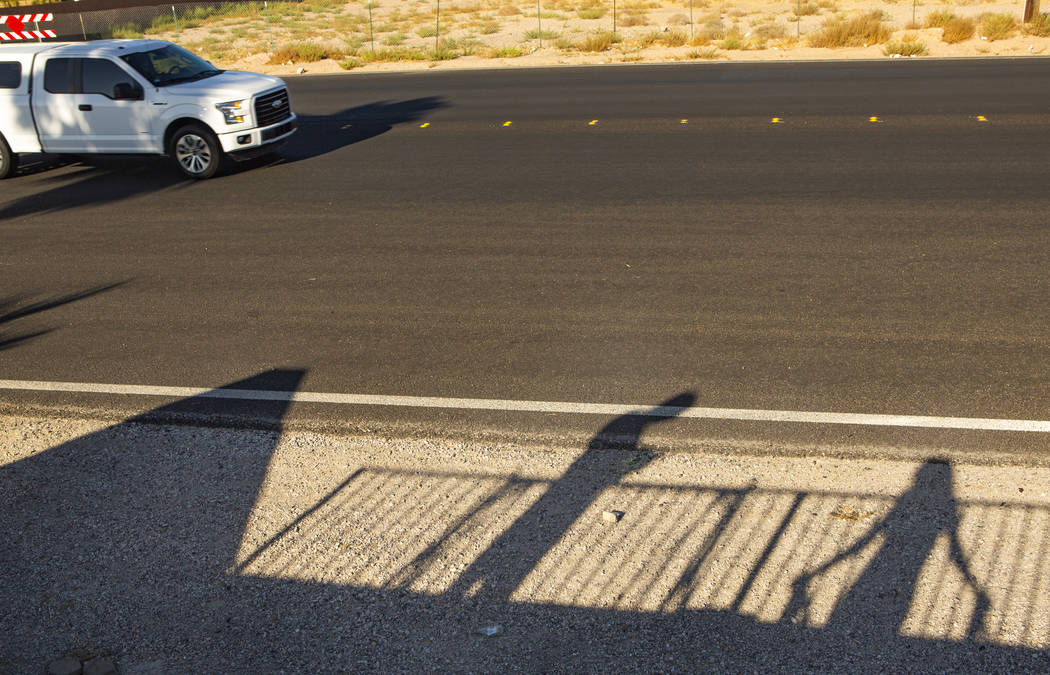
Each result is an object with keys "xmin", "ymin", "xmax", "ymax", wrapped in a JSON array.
[{"xmin": 602, "ymin": 510, "xmax": 625, "ymax": 523}]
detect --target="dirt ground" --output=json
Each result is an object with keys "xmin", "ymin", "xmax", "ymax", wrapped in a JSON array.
[{"xmin": 139, "ymin": 0, "xmax": 1050, "ymax": 75}]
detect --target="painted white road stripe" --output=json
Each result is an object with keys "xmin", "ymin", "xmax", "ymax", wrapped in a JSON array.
[{"xmin": 0, "ymin": 378, "xmax": 1047, "ymax": 432}]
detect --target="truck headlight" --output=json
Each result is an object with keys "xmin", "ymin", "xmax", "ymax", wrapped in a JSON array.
[{"xmin": 215, "ymin": 100, "xmax": 247, "ymax": 125}]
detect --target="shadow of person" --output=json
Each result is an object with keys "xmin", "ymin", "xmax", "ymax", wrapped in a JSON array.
[
  {"xmin": 0, "ymin": 369, "xmax": 305, "ymax": 665},
  {"xmin": 448, "ymin": 392, "xmax": 696, "ymax": 607},
  {"xmin": 785, "ymin": 460, "xmax": 990, "ymax": 644}
]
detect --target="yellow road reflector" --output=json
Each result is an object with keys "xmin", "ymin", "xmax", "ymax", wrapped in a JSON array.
[
  {"xmin": 977, "ymin": 115, "xmax": 988, "ymax": 122},
  {"xmin": 680, "ymin": 119, "xmax": 688, "ymax": 124},
  {"xmin": 420, "ymin": 122, "xmax": 430, "ymax": 128},
  {"xmin": 869, "ymin": 116, "xmax": 879, "ymax": 123},
  {"xmin": 588, "ymin": 119, "xmax": 598, "ymax": 126},
  {"xmin": 503, "ymin": 121, "xmax": 512, "ymax": 127},
  {"xmin": 771, "ymin": 117, "xmax": 782, "ymax": 124}
]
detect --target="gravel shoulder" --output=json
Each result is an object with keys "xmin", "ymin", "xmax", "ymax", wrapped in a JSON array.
[{"xmin": 3, "ymin": 407, "xmax": 1049, "ymax": 673}]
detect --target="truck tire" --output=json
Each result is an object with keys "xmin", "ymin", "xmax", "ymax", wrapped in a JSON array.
[
  {"xmin": 169, "ymin": 124, "xmax": 223, "ymax": 179},
  {"xmin": 0, "ymin": 134, "xmax": 18, "ymax": 180}
]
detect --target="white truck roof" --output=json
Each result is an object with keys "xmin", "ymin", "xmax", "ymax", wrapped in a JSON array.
[{"xmin": 0, "ymin": 39, "xmax": 172, "ymax": 59}]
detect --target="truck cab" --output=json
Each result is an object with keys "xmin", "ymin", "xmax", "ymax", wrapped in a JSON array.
[{"xmin": 0, "ymin": 39, "xmax": 297, "ymax": 179}]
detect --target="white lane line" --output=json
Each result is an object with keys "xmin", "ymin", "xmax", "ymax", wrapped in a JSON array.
[{"xmin": 1, "ymin": 378, "xmax": 1048, "ymax": 433}]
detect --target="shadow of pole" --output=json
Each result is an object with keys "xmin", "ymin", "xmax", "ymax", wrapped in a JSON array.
[{"xmin": 0, "ymin": 282, "xmax": 128, "ymax": 351}]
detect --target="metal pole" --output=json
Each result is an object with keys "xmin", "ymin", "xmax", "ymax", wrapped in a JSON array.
[
  {"xmin": 536, "ymin": 0, "xmax": 541, "ymax": 46},
  {"xmin": 435, "ymin": 0, "xmax": 440, "ymax": 51},
  {"xmin": 612, "ymin": 0, "xmax": 616, "ymax": 35},
  {"xmin": 689, "ymin": 0, "xmax": 693, "ymax": 41},
  {"xmin": 911, "ymin": 0, "xmax": 917, "ymax": 26},
  {"xmin": 171, "ymin": 5, "xmax": 179, "ymax": 42},
  {"xmin": 367, "ymin": 2, "xmax": 374, "ymax": 52},
  {"xmin": 264, "ymin": 0, "xmax": 274, "ymax": 51},
  {"xmin": 35, "ymin": 20, "xmax": 41, "ymax": 42},
  {"xmin": 796, "ymin": 0, "xmax": 801, "ymax": 38},
  {"xmin": 79, "ymin": 13, "xmax": 87, "ymax": 40}
]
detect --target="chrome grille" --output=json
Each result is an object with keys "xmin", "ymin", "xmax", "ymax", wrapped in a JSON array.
[{"xmin": 254, "ymin": 89, "xmax": 291, "ymax": 127}]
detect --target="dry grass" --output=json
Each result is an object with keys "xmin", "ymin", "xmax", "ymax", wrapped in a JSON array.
[
  {"xmin": 1024, "ymin": 13, "xmax": 1050, "ymax": 38},
  {"xmin": 883, "ymin": 35, "xmax": 927, "ymax": 55},
  {"xmin": 807, "ymin": 11, "xmax": 891, "ymax": 47},
  {"xmin": 267, "ymin": 41, "xmax": 338, "ymax": 63},
  {"xmin": 667, "ymin": 13, "xmax": 690, "ymax": 25},
  {"xmin": 686, "ymin": 46, "xmax": 720, "ymax": 58},
  {"xmin": 979, "ymin": 12, "xmax": 1017, "ymax": 40},
  {"xmin": 660, "ymin": 29, "xmax": 688, "ymax": 46},
  {"xmin": 497, "ymin": 4, "xmax": 521, "ymax": 14},
  {"xmin": 578, "ymin": 30, "xmax": 617, "ymax": 51},
  {"xmin": 941, "ymin": 16, "xmax": 975, "ymax": 43},
  {"xmin": 924, "ymin": 9, "xmax": 956, "ymax": 28},
  {"xmin": 752, "ymin": 22, "xmax": 786, "ymax": 40},
  {"xmin": 619, "ymin": 12, "xmax": 648, "ymax": 26}
]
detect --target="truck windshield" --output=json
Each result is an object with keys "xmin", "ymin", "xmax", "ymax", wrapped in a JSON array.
[{"xmin": 120, "ymin": 45, "xmax": 223, "ymax": 87}]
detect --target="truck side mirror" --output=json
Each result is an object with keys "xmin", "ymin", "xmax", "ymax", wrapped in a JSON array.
[{"xmin": 112, "ymin": 82, "xmax": 143, "ymax": 100}]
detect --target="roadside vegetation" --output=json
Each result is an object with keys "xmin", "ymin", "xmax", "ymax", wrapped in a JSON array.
[{"xmin": 104, "ymin": 0, "xmax": 1048, "ymax": 70}]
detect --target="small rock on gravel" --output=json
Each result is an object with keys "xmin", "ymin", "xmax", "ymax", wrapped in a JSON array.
[
  {"xmin": 46, "ymin": 657, "xmax": 82, "ymax": 675},
  {"xmin": 602, "ymin": 510, "xmax": 625, "ymax": 523},
  {"xmin": 83, "ymin": 657, "xmax": 118, "ymax": 675}
]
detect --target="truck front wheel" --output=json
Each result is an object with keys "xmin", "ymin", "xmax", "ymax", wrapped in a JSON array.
[
  {"xmin": 170, "ymin": 124, "xmax": 223, "ymax": 179},
  {"xmin": 0, "ymin": 134, "xmax": 18, "ymax": 180}
]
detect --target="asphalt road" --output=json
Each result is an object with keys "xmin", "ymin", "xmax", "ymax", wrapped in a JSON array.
[{"xmin": 2, "ymin": 59, "xmax": 1049, "ymax": 458}]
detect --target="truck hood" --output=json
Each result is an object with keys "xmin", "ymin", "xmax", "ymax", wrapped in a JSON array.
[{"xmin": 163, "ymin": 70, "xmax": 285, "ymax": 100}]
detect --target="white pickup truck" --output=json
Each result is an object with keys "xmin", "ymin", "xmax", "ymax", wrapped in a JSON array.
[{"xmin": 0, "ymin": 39, "xmax": 297, "ymax": 179}]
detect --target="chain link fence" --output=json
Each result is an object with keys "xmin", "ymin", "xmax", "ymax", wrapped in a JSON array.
[{"xmin": 8, "ymin": 0, "xmax": 1049, "ymax": 68}]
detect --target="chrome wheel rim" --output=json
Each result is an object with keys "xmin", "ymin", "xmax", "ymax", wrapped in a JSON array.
[{"xmin": 175, "ymin": 134, "xmax": 211, "ymax": 175}]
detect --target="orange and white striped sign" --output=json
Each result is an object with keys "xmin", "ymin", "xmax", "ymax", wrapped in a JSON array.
[{"xmin": 0, "ymin": 13, "xmax": 57, "ymax": 40}]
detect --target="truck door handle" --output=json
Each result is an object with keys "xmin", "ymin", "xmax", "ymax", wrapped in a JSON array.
[{"xmin": 79, "ymin": 104, "xmax": 93, "ymax": 112}]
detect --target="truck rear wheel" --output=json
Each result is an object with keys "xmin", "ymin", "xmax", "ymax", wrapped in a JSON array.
[
  {"xmin": 170, "ymin": 124, "xmax": 223, "ymax": 179},
  {"xmin": 0, "ymin": 134, "xmax": 18, "ymax": 180}
]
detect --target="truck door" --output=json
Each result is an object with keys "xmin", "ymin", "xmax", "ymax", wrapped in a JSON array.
[{"xmin": 32, "ymin": 57, "xmax": 153, "ymax": 153}]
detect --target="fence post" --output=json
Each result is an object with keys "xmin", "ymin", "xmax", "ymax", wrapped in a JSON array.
[
  {"xmin": 171, "ymin": 5, "xmax": 179, "ymax": 42},
  {"xmin": 536, "ymin": 0, "xmax": 541, "ymax": 46},
  {"xmin": 689, "ymin": 0, "xmax": 693, "ymax": 41},
  {"xmin": 435, "ymin": 0, "xmax": 440, "ymax": 51},
  {"xmin": 264, "ymin": 0, "xmax": 274, "ymax": 51},
  {"xmin": 911, "ymin": 0, "xmax": 917, "ymax": 26},
  {"xmin": 367, "ymin": 1, "xmax": 374, "ymax": 52},
  {"xmin": 78, "ymin": 13, "xmax": 87, "ymax": 40},
  {"xmin": 796, "ymin": 0, "xmax": 800, "ymax": 38},
  {"xmin": 35, "ymin": 20, "xmax": 41, "ymax": 42},
  {"xmin": 612, "ymin": 0, "xmax": 616, "ymax": 35}
]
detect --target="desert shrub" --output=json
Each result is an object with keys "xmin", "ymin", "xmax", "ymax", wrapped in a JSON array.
[
  {"xmin": 699, "ymin": 19, "xmax": 725, "ymax": 39},
  {"xmin": 417, "ymin": 24, "xmax": 437, "ymax": 37},
  {"xmin": 578, "ymin": 30, "xmax": 616, "ymax": 50},
  {"xmin": 884, "ymin": 36, "xmax": 927, "ymax": 55},
  {"xmin": 267, "ymin": 42, "xmax": 337, "ymax": 63},
  {"xmin": 667, "ymin": 13, "xmax": 690, "ymax": 25},
  {"xmin": 479, "ymin": 20, "xmax": 501, "ymax": 34},
  {"xmin": 753, "ymin": 22, "xmax": 786, "ymax": 40},
  {"xmin": 807, "ymin": 11, "xmax": 891, "ymax": 47},
  {"xmin": 1023, "ymin": 13, "xmax": 1050, "ymax": 37},
  {"xmin": 383, "ymin": 31, "xmax": 408, "ymax": 45},
  {"xmin": 979, "ymin": 13, "xmax": 1017, "ymax": 40},
  {"xmin": 360, "ymin": 47, "xmax": 428, "ymax": 61},
  {"xmin": 660, "ymin": 29, "xmax": 688, "ymax": 46},
  {"xmin": 941, "ymin": 17, "xmax": 975, "ymax": 43},
  {"xmin": 524, "ymin": 28, "xmax": 560, "ymax": 38},
  {"xmin": 720, "ymin": 35, "xmax": 743, "ymax": 49},
  {"xmin": 924, "ymin": 9, "xmax": 956, "ymax": 28},
  {"xmin": 619, "ymin": 12, "xmax": 648, "ymax": 26},
  {"xmin": 578, "ymin": 7, "xmax": 606, "ymax": 19},
  {"xmin": 494, "ymin": 45, "xmax": 523, "ymax": 56},
  {"xmin": 687, "ymin": 46, "xmax": 720, "ymax": 58},
  {"xmin": 497, "ymin": 4, "xmax": 521, "ymax": 14},
  {"xmin": 112, "ymin": 23, "xmax": 144, "ymax": 38},
  {"xmin": 339, "ymin": 57, "xmax": 364, "ymax": 69},
  {"xmin": 794, "ymin": 2, "xmax": 819, "ymax": 16}
]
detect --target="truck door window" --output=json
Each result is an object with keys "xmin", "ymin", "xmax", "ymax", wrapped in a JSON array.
[
  {"xmin": 82, "ymin": 59, "xmax": 136, "ymax": 99},
  {"xmin": 44, "ymin": 58, "xmax": 79, "ymax": 94},
  {"xmin": 0, "ymin": 62, "xmax": 20, "ymax": 89}
]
